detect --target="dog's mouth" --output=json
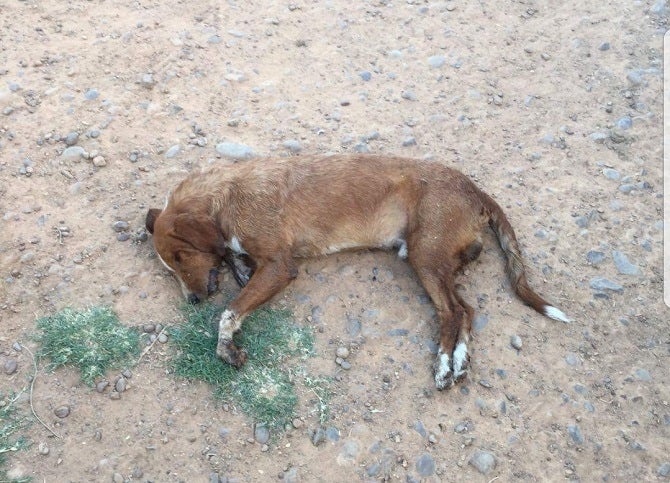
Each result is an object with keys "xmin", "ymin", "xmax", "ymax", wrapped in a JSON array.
[{"xmin": 207, "ymin": 268, "xmax": 219, "ymax": 295}]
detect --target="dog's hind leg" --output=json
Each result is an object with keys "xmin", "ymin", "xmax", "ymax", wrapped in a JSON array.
[
  {"xmin": 408, "ymin": 251, "xmax": 462, "ymax": 389},
  {"xmin": 408, "ymin": 233, "xmax": 478, "ymax": 389}
]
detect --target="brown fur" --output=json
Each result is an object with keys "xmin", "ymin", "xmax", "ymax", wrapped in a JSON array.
[{"xmin": 146, "ymin": 154, "xmax": 567, "ymax": 389}]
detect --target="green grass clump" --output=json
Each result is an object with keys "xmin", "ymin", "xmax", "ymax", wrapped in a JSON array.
[
  {"xmin": 0, "ymin": 393, "xmax": 31, "ymax": 483},
  {"xmin": 35, "ymin": 306, "xmax": 140, "ymax": 385},
  {"xmin": 172, "ymin": 304, "xmax": 325, "ymax": 432}
]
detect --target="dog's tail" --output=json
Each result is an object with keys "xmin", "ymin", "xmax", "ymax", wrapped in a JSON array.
[{"xmin": 481, "ymin": 191, "xmax": 570, "ymax": 323}]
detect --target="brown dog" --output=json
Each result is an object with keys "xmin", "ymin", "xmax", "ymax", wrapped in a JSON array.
[{"xmin": 146, "ymin": 154, "xmax": 569, "ymax": 390}]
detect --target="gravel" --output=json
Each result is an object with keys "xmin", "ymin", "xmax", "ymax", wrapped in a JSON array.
[
  {"xmin": 612, "ymin": 250, "xmax": 639, "ymax": 275},
  {"xmin": 469, "ymin": 450, "xmax": 497, "ymax": 475},
  {"xmin": 215, "ymin": 142, "xmax": 255, "ymax": 160},
  {"xmin": 589, "ymin": 277, "xmax": 624, "ymax": 293}
]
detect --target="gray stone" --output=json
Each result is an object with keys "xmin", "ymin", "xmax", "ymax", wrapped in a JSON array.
[
  {"xmin": 311, "ymin": 427, "xmax": 326, "ymax": 446},
  {"xmin": 387, "ymin": 328, "xmax": 409, "ymax": 337},
  {"xmin": 84, "ymin": 88, "xmax": 99, "ymax": 100},
  {"xmin": 64, "ymin": 132, "xmax": 79, "ymax": 146},
  {"xmin": 428, "ymin": 55, "xmax": 446, "ymax": 68},
  {"xmin": 346, "ymin": 316, "xmax": 361, "ymax": 337},
  {"xmin": 469, "ymin": 450, "xmax": 496, "ymax": 475},
  {"xmin": 165, "ymin": 144, "xmax": 181, "ymax": 158},
  {"xmin": 3, "ymin": 359, "xmax": 17, "ymax": 375},
  {"xmin": 283, "ymin": 139, "xmax": 302, "ymax": 152},
  {"xmin": 254, "ymin": 424, "xmax": 270, "ymax": 444},
  {"xmin": 115, "ymin": 377, "xmax": 127, "ymax": 393},
  {"xmin": 612, "ymin": 251, "xmax": 639, "ymax": 275},
  {"xmin": 602, "ymin": 168, "xmax": 620, "ymax": 180},
  {"xmin": 54, "ymin": 405, "xmax": 70, "ymax": 418},
  {"xmin": 401, "ymin": 90, "xmax": 417, "ymax": 101},
  {"xmin": 589, "ymin": 277, "xmax": 623, "ymax": 293},
  {"xmin": 415, "ymin": 453, "xmax": 435, "ymax": 477},
  {"xmin": 567, "ymin": 424, "xmax": 584, "ymax": 444},
  {"xmin": 215, "ymin": 142, "xmax": 255, "ymax": 160},
  {"xmin": 112, "ymin": 221, "xmax": 129, "ymax": 232},
  {"xmin": 511, "ymin": 335, "xmax": 523, "ymax": 350},
  {"xmin": 616, "ymin": 117, "xmax": 632, "ymax": 130},
  {"xmin": 598, "ymin": 42, "xmax": 610, "ymax": 51},
  {"xmin": 473, "ymin": 314, "xmax": 489, "ymax": 332},
  {"xmin": 336, "ymin": 347, "xmax": 349, "ymax": 359},
  {"xmin": 657, "ymin": 462, "xmax": 670, "ymax": 477},
  {"xmin": 402, "ymin": 137, "xmax": 417, "ymax": 147},
  {"xmin": 586, "ymin": 250, "xmax": 606, "ymax": 265},
  {"xmin": 62, "ymin": 146, "xmax": 86, "ymax": 160},
  {"xmin": 590, "ymin": 132, "xmax": 608, "ymax": 143},
  {"xmin": 359, "ymin": 71, "xmax": 372, "ymax": 81},
  {"xmin": 325, "ymin": 426, "xmax": 340, "ymax": 441},
  {"xmin": 565, "ymin": 353, "xmax": 579, "ymax": 366},
  {"xmin": 635, "ymin": 368, "xmax": 652, "ymax": 381}
]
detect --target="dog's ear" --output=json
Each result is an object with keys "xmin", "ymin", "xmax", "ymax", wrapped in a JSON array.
[
  {"xmin": 173, "ymin": 213, "xmax": 227, "ymax": 257},
  {"xmin": 145, "ymin": 209, "xmax": 162, "ymax": 234}
]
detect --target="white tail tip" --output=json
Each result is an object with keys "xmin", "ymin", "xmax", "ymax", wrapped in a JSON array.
[{"xmin": 544, "ymin": 305, "xmax": 570, "ymax": 323}]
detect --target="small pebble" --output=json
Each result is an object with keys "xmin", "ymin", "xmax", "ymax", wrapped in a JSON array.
[
  {"xmin": 4, "ymin": 359, "xmax": 18, "ymax": 375},
  {"xmin": 469, "ymin": 450, "xmax": 497, "ymax": 475},
  {"xmin": 165, "ymin": 145, "xmax": 181, "ymax": 158},
  {"xmin": 96, "ymin": 381, "xmax": 109, "ymax": 393},
  {"xmin": 612, "ymin": 250, "xmax": 639, "ymax": 275},
  {"xmin": 254, "ymin": 424, "xmax": 270, "ymax": 444},
  {"xmin": 64, "ymin": 132, "xmax": 79, "ymax": 146},
  {"xmin": 359, "ymin": 71, "xmax": 372, "ymax": 81},
  {"xmin": 54, "ymin": 405, "xmax": 70, "ymax": 418},
  {"xmin": 38, "ymin": 442, "xmax": 49, "ymax": 455},
  {"xmin": 311, "ymin": 427, "xmax": 326, "ymax": 446},
  {"xmin": 112, "ymin": 221, "xmax": 129, "ymax": 232},
  {"xmin": 215, "ymin": 142, "xmax": 255, "ymax": 160},
  {"xmin": 415, "ymin": 453, "xmax": 435, "ymax": 477},
  {"xmin": 92, "ymin": 156, "xmax": 106, "ymax": 167},
  {"xmin": 428, "ymin": 55, "xmax": 446, "ymax": 68},
  {"xmin": 115, "ymin": 377, "xmax": 127, "ymax": 393},
  {"xmin": 510, "ymin": 335, "xmax": 522, "ymax": 351},
  {"xmin": 292, "ymin": 418, "xmax": 303, "ymax": 429},
  {"xmin": 586, "ymin": 250, "xmax": 606, "ymax": 265},
  {"xmin": 283, "ymin": 139, "xmax": 302, "ymax": 153},
  {"xmin": 602, "ymin": 168, "xmax": 620, "ymax": 180},
  {"xmin": 158, "ymin": 333, "xmax": 168, "ymax": 343},
  {"xmin": 567, "ymin": 424, "xmax": 584, "ymax": 444},
  {"xmin": 336, "ymin": 347, "xmax": 349, "ymax": 359},
  {"xmin": 589, "ymin": 277, "xmax": 624, "ymax": 293}
]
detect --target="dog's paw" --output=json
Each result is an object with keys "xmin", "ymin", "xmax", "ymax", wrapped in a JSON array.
[
  {"xmin": 452, "ymin": 341, "xmax": 469, "ymax": 382},
  {"xmin": 216, "ymin": 338, "xmax": 248, "ymax": 368},
  {"xmin": 433, "ymin": 351, "xmax": 455, "ymax": 390}
]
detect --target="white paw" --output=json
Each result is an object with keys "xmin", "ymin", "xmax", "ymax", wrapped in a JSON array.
[{"xmin": 433, "ymin": 350, "xmax": 454, "ymax": 390}]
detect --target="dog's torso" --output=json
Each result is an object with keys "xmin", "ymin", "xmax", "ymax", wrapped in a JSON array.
[{"xmin": 172, "ymin": 155, "xmax": 487, "ymax": 263}]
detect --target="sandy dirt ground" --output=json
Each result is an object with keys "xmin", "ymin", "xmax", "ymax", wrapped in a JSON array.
[{"xmin": 1, "ymin": 1, "xmax": 668, "ymax": 481}]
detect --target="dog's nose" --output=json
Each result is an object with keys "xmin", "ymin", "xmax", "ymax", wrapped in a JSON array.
[{"xmin": 187, "ymin": 293, "xmax": 201, "ymax": 305}]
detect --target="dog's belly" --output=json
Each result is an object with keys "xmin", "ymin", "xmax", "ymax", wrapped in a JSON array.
[{"xmin": 293, "ymin": 200, "xmax": 408, "ymax": 258}]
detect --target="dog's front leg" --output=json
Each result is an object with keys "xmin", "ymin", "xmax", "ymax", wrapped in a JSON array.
[{"xmin": 216, "ymin": 256, "xmax": 298, "ymax": 367}]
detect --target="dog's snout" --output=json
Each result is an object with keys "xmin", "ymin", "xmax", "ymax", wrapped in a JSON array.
[{"xmin": 187, "ymin": 293, "xmax": 201, "ymax": 305}]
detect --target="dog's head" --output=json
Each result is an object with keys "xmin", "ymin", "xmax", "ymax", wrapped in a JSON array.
[{"xmin": 145, "ymin": 208, "xmax": 226, "ymax": 304}]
